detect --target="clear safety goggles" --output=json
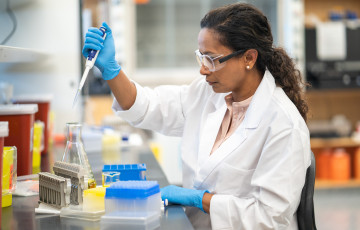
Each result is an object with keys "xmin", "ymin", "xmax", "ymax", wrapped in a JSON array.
[{"xmin": 195, "ymin": 49, "xmax": 246, "ymax": 72}]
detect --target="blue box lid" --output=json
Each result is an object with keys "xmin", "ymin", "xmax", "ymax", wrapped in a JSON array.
[
  {"xmin": 105, "ymin": 181, "xmax": 159, "ymax": 199},
  {"xmin": 102, "ymin": 164, "xmax": 146, "ymax": 172}
]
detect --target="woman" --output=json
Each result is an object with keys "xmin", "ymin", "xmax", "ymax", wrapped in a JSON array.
[{"xmin": 83, "ymin": 3, "xmax": 310, "ymax": 229}]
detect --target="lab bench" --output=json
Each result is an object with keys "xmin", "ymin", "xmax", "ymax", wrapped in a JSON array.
[{"xmin": 1, "ymin": 144, "xmax": 194, "ymax": 230}]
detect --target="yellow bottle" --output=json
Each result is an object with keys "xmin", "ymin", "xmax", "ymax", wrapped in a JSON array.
[
  {"xmin": 32, "ymin": 121, "xmax": 44, "ymax": 174},
  {"xmin": 2, "ymin": 146, "xmax": 17, "ymax": 207}
]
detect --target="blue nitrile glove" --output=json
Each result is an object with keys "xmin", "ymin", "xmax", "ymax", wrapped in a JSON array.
[
  {"xmin": 82, "ymin": 22, "xmax": 121, "ymax": 80},
  {"xmin": 160, "ymin": 185, "xmax": 209, "ymax": 212}
]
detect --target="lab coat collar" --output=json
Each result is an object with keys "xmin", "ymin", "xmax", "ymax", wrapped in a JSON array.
[
  {"xmin": 207, "ymin": 69, "xmax": 276, "ymax": 129},
  {"xmin": 243, "ymin": 70, "xmax": 276, "ymax": 129}
]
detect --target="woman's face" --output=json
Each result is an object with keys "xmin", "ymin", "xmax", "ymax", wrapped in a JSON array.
[{"xmin": 197, "ymin": 28, "xmax": 254, "ymax": 101}]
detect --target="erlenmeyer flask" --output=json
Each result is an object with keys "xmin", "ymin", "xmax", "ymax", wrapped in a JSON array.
[{"xmin": 62, "ymin": 122, "xmax": 96, "ymax": 188}]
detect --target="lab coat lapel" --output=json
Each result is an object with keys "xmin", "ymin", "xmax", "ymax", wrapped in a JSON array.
[
  {"xmin": 194, "ymin": 120, "xmax": 248, "ymax": 189},
  {"xmin": 197, "ymin": 96, "xmax": 227, "ymax": 167}
]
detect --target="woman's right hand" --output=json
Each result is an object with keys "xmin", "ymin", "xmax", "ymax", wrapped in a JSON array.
[{"xmin": 82, "ymin": 22, "xmax": 121, "ymax": 80}]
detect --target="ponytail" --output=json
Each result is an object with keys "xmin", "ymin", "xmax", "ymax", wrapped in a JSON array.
[{"xmin": 267, "ymin": 47, "xmax": 309, "ymax": 121}]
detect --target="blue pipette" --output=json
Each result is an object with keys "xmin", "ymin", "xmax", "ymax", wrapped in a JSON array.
[{"xmin": 72, "ymin": 26, "xmax": 107, "ymax": 108}]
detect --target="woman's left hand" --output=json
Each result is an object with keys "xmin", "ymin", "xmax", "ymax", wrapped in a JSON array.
[{"xmin": 160, "ymin": 185, "xmax": 209, "ymax": 212}]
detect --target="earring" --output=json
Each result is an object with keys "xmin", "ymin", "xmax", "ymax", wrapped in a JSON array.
[{"xmin": 246, "ymin": 65, "xmax": 250, "ymax": 70}]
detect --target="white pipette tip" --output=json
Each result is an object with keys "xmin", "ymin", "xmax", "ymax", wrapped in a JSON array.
[
  {"xmin": 161, "ymin": 199, "xmax": 168, "ymax": 207},
  {"xmin": 72, "ymin": 66, "xmax": 90, "ymax": 108},
  {"xmin": 72, "ymin": 89, "xmax": 80, "ymax": 108}
]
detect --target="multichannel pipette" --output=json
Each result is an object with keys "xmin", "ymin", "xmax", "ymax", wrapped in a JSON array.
[{"xmin": 72, "ymin": 26, "xmax": 107, "ymax": 108}]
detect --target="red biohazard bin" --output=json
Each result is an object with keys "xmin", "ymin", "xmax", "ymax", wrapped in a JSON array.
[
  {"xmin": 0, "ymin": 105, "xmax": 38, "ymax": 176},
  {"xmin": 0, "ymin": 121, "xmax": 9, "ymax": 224},
  {"xmin": 13, "ymin": 95, "xmax": 52, "ymax": 155}
]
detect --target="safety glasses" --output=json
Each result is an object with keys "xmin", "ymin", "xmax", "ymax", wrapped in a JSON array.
[{"xmin": 195, "ymin": 49, "xmax": 246, "ymax": 72}]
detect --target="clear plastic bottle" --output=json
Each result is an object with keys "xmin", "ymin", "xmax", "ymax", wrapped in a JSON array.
[{"xmin": 62, "ymin": 122, "xmax": 96, "ymax": 188}]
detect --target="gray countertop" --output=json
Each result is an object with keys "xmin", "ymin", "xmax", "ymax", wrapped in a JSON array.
[{"xmin": 1, "ymin": 144, "xmax": 194, "ymax": 230}]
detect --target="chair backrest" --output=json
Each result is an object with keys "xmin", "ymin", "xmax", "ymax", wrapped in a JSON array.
[{"xmin": 297, "ymin": 151, "xmax": 317, "ymax": 230}]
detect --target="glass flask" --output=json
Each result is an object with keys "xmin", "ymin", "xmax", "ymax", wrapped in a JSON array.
[{"xmin": 62, "ymin": 122, "xmax": 96, "ymax": 188}]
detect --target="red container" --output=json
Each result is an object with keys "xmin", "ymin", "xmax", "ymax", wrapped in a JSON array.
[
  {"xmin": 0, "ymin": 121, "xmax": 9, "ymax": 225},
  {"xmin": 0, "ymin": 105, "xmax": 38, "ymax": 176},
  {"xmin": 13, "ymin": 95, "xmax": 52, "ymax": 155}
]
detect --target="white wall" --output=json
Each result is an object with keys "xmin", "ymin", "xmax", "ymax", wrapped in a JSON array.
[
  {"xmin": 151, "ymin": 132, "xmax": 183, "ymax": 185},
  {"xmin": 0, "ymin": 0, "xmax": 82, "ymax": 133},
  {"xmin": 277, "ymin": 0, "xmax": 305, "ymax": 75}
]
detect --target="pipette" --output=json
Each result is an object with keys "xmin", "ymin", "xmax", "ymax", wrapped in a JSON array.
[{"xmin": 72, "ymin": 26, "xmax": 107, "ymax": 108}]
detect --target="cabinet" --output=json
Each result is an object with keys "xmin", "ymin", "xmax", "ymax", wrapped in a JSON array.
[
  {"xmin": 304, "ymin": 0, "xmax": 360, "ymax": 189},
  {"xmin": 0, "ymin": 0, "xmax": 82, "ymax": 134},
  {"xmin": 0, "ymin": 1, "xmax": 47, "ymax": 62}
]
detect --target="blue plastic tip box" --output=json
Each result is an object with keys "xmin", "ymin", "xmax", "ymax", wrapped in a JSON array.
[{"xmin": 102, "ymin": 164, "xmax": 146, "ymax": 187}]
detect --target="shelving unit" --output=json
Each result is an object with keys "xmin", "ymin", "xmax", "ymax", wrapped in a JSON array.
[
  {"xmin": 304, "ymin": 0, "xmax": 360, "ymax": 190},
  {"xmin": 304, "ymin": 0, "xmax": 360, "ymax": 23},
  {"xmin": 311, "ymin": 137, "xmax": 360, "ymax": 189},
  {"xmin": 0, "ymin": 45, "xmax": 47, "ymax": 63},
  {"xmin": 311, "ymin": 137, "xmax": 360, "ymax": 149}
]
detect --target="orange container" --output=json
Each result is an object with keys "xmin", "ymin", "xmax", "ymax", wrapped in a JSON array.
[
  {"xmin": 330, "ymin": 148, "xmax": 351, "ymax": 181},
  {"xmin": 0, "ymin": 105, "xmax": 38, "ymax": 176},
  {"xmin": 0, "ymin": 122, "xmax": 9, "ymax": 226},
  {"xmin": 317, "ymin": 148, "xmax": 332, "ymax": 179},
  {"xmin": 355, "ymin": 147, "xmax": 360, "ymax": 180},
  {"xmin": 13, "ymin": 95, "xmax": 52, "ymax": 155}
]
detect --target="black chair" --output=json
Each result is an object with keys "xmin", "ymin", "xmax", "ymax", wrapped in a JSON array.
[{"xmin": 297, "ymin": 151, "xmax": 317, "ymax": 230}]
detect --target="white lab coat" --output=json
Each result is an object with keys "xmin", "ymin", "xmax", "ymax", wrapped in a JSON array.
[{"xmin": 112, "ymin": 70, "xmax": 311, "ymax": 230}]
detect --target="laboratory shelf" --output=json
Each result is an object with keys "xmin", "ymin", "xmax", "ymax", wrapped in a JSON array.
[
  {"xmin": 315, "ymin": 179, "xmax": 360, "ymax": 190},
  {"xmin": 311, "ymin": 137, "xmax": 360, "ymax": 190},
  {"xmin": 311, "ymin": 137, "xmax": 360, "ymax": 149},
  {"xmin": 0, "ymin": 45, "xmax": 47, "ymax": 63}
]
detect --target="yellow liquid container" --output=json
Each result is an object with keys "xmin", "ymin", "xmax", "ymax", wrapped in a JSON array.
[
  {"xmin": 2, "ymin": 146, "xmax": 17, "ymax": 207},
  {"xmin": 83, "ymin": 187, "xmax": 106, "ymax": 212},
  {"xmin": 32, "ymin": 121, "xmax": 44, "ymax": 174},
  {"xmin": 101, "ymin": 133, "xmax": 121, "ymax": 164}
]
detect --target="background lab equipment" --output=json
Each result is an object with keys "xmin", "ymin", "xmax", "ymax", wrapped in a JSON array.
[{"xmin": 305, "ymin": 27, "xmax": 360, "ymax": 89}]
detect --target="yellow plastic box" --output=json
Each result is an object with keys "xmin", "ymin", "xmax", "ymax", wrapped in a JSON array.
[
  {"xmin": 83, "ymin": 187, "xmax": 106, "ymax": 212},
  {"xmin": 2, "ymin": 146, "xmax": 17, "ymax": 207}
]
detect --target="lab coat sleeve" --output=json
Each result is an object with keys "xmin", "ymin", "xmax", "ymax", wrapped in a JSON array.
[
  {"xmin": 112, "ymin": 81, "xmax": 151, "ymax": 123},
  {"xmin": 210, "ymin": 127, "xmax": 310, "ymax": 230},
  {"xmin": 112, "ymin": 78, "xmax": 205, "ymax": 136}
]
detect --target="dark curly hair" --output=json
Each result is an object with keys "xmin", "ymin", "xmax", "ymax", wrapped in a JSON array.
[{"xmin": 200, "ymin": 3, "xmax": 309, "ymax": 121}]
